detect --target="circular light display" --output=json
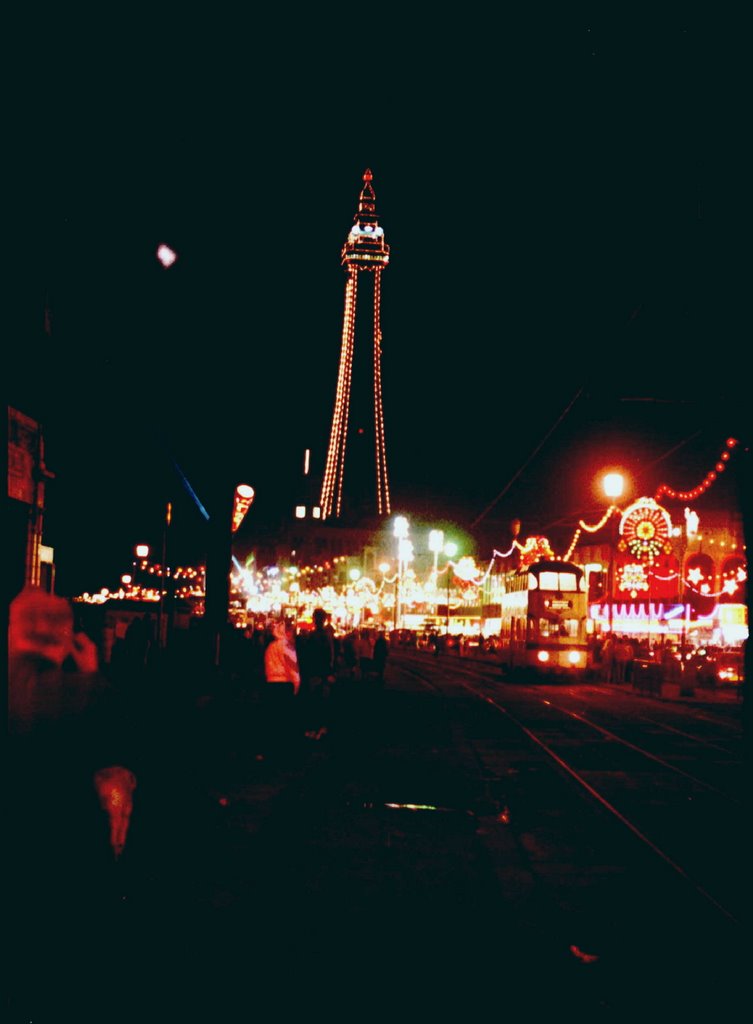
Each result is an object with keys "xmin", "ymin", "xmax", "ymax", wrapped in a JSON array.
[{"xmin": 619, "ymin": 498, "xmax": 673, "ymax": 563}]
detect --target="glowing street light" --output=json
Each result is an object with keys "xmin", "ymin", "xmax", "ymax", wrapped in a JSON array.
[
  {"xmin": 428, "ymin": 529, "xmax": 445, "ymax": 620},
  {"xmin": 443, "ymin": 541, "xmax": 458, "ymax": 636},
  {"xmin": 393, "ymin": 516, "xmax": 411, "ymax": 630},
  {"xmin": 602, "ymin": 472, "xmax": 625, "ymax": 644},
  {"xmin": 133, "ymin": 544, "xmax": 150, "ymax": 592}
]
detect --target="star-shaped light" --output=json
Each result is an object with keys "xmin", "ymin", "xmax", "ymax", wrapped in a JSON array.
[
  {"xmin": 687, "ymin": 567, "xmax": 704, "ymax": 586},
  {"xmin": 722, "ymin": 579, "xmax": 739, "ymax": 596}
]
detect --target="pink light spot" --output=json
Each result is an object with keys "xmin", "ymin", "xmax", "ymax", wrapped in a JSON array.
[{"xmin": 157, "ymin": 243, "xmax": 177, "ymax": 268}]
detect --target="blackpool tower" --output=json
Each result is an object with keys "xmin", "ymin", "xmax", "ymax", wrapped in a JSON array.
[{"xmin": 319, "ymin": 169, "xmax": 391, "ymax": 522}]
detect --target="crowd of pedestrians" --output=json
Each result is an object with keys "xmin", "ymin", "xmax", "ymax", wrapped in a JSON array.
[{"xmin": 7, "ymin": 586, "xmax": 393, "ymax": 1016}]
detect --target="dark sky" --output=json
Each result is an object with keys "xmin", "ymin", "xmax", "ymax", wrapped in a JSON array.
[{"xmin": 12, "ymin": 15, "xmax": 752, "ymax": 595}]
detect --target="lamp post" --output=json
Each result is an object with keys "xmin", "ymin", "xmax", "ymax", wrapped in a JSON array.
[
  {"xmin": 393, "ymin": 516, "xmax": 409, "ymax": 632},
  {"xmin": 134, "ymin": 544, "xmax": 149, "ymax": 594},
  {"xmin": 429, "ymin": 529, "xmax": 444, "ymax": 620},
  {"xmin": 679, "ymin": 508, "xmax": 699, "ymax": 662},
  {"xmin": 602, "ymin": 473, "xmax": 624, "ymax": 641},
  {"xmin": 444, "ymin": 541, "xmax": 458, "ymax": 636},
  {"xmin": 379, "ymin": 562, "xmax": 391, "ymax": 630},
  {"xmin": 157, "ymin": 501, "xmax": 172, "ymax": 650}
]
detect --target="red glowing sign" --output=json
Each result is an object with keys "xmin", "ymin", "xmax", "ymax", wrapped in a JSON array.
[{"xmin": 232, "ymin": 484, "xmax": 255, "ymax": 533}]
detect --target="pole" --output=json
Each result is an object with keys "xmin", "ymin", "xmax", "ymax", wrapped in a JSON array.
[
  {"xmin": 679, "ymin": 536, "xmax": 688, "ymax": 663},
  {"xmin": 446, "ymin": 568, "xmax": 451, "ymax": 636},
  {"xmin": 157, "ymin": 501, "xmax": 171, "ymax": 650},
  {"xmin": 205, "ymin": 486, "xmax": 233, "ymax": 669},
  {"xmin": 608, "ymin": 511, "xmax": 616, "ymax": 639},
  {"xmin": 395, "ymin": 560, "xmax": 401, "ymax": 632}
]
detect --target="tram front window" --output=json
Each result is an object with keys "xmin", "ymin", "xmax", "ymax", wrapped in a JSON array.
[{"xmin": 539, "ymin": 571, "xmax": 579, "ymax": 592}]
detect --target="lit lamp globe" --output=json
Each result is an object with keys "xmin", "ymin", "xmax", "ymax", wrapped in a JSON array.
[
  {"xmin": 429, "ymin": 529, "xmax": 444, "ymax": 554},
  {"xmin": 601, "ymin": 472, "xmax": 624, "ymax": 643},
  {"xmin": 135, "ymin": 544, "xmax": 150, "ymax": 559},
  {"xmin": 393, "ymin": 515, "xmax": 409, "ymax": 540},
  {"xmin": 603, "ymin": 473, "xmax": 624, "ymax": 502}
]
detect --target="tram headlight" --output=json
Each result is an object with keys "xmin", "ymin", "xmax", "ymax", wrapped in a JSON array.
[
  {"xmin": 567, "ymin": 650, "xmax": 581, "ymax": 665},
  {"xmin": 537, "ymin": 651, "xmax": 550, "ymax": 663}
]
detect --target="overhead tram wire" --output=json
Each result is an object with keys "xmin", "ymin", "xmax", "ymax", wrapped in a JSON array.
[
  {"xmin": 538, "ymin": 430, "xmax": 708, "ymax": 536},
  {"xmin": 470, "ymin": 386, "xmax": 585, "ymax": 529}
]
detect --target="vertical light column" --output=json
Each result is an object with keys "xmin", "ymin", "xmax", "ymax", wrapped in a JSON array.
[
  {"xmin": 321, "ymin": 270, "xmax": 357, "ymax": 519},
  {"xmin": 373, "ymin": 268, "xmax": 391, "ymax": 515},
  {"xmin": 334, "ymin": 271, "xmax": 357, "ymax": 518}
]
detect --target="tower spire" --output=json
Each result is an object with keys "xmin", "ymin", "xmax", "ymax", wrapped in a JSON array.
[{"xmin": 319, "ymin": 170, "xmax": 392, "ymax": 521}]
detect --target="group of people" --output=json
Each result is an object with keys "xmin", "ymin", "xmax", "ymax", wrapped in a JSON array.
[
  {"xmin": 7, "ymin": 587, "xmax": 391, "ymax": 1015},
  {"xmin": 594, "ymin": 634, "xmax": 636, "ymax": 683},
  {"xmin": 8, "ymin": 587, "xmax": 142, "ymax": 1014},
  {"xmin": 236, "ymin": 610, "xmax": 391, "ymax": 757}
]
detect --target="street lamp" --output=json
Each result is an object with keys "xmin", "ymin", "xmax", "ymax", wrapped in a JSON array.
[
  {"xmin": 157, "ymin": 501, "xmax": 172, "ymax": 650},
  {"xmin": 444, "ymin": 541, "xmax": 458, "ymax": 636},
  {"xmin": 393, "ymin": 516, "xmax": 410, "ymax": 631},
  {"xmin": 134, "ymin": 544, "xmax": 149, "ymax": 593},
  {"xmin": 602, "ymin": 473, "xmax": 624, "ymax": 641},
  {"xmin": 429, "ymin": 529, "xmax": 444, "ymax": 619},
  {"xmin": 678, "ymin": 507, "xmax": 699, "ymax": 660}
]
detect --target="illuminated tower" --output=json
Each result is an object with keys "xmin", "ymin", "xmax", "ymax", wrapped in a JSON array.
[{"xmin": 319, "ymin": 169, "xmax": 391, "ymax": 521}]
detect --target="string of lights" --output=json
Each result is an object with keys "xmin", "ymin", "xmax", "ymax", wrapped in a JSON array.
[{"xmin": 654, "ymin": 437, "xmax": 739, "ymax": 502}]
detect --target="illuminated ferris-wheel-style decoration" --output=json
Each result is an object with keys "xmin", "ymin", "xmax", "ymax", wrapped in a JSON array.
[{"xmin": 619, "ymin": 497, "xmax": 673, "ymax": 563}]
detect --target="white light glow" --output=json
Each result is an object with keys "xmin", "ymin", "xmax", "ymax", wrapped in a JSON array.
[{"xmin": 156, "ymin": 244, "xmax": 177, "ymax": 268}]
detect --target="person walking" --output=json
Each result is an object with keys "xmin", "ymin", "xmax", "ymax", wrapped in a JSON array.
[
  {"xmin": 372, "ymin": 630, "xmax": 389, "ymax": 686},
  {"xmin": 8, "ymin": 587, "xmax": 139, "ymax": 1018},
  {"xmin": 356, "ymin": 627, "xmax": 375, "ymax": 682},
  {"xmin": 261, "ymin": 619, "xmax": 301, "ymax": 757},
  {"xmin": 299, "ymin": 608, "xmax": 335, "ymax": 739}
]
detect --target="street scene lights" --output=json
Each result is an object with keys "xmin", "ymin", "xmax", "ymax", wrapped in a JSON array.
[
  {"xmin": 444, "ymin": 540, "xmax": 458, "ymax": 635},
  {"xmin": 602, "ymin": 472, "xmax": 624, "ymax": 638}
]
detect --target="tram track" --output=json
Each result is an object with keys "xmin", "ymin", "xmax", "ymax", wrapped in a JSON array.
[{"xmin": 396, "ymin": 652, "xmax": 749, "ymax": 931}]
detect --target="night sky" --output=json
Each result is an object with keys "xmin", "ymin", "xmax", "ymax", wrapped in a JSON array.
[{"xmin": 12, "ymin": 16, "xmax": 752, "ymax": 595}]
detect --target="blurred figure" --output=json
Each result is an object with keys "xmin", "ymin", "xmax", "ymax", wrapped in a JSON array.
[
  {"xmin": 613, "ymin": 636, "xmax": 634, "ymax": 684},
  {"xmin": 8, "ymin": 587, "xmax": 138, "ymax": 1016},
  {"xmin": 260, "ymin": 619, "xmax": 301, "ymax": 757},
  {"xmin": 372, "ymin": 630, "xmax": 389, "ymax": 686},
  {"xmin": 299, "ymin": 608, "xmax": 335, "ymax": 738},
  {"xmin": 356, "ymin": 627, "xmax": 375, "ymax": 681},
  {"xmin": 341, "ymin": 629, "xmax": 360, "ymax": 680},
  {"xmin": 124, "ymin": 611, "xmax": 153, "ymax": 670},
  {"xmin": 601, "ymin": 634, "xmax": 615, "ymax": 682}
]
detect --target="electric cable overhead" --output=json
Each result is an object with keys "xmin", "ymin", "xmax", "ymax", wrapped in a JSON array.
[{"xmin": 471, "ymin": 386, "xmax": 584, "ymax": 528}]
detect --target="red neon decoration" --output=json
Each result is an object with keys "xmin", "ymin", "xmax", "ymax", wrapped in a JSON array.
[{"xmin": 655, "ymin": 438, "xmax": 739, "ymax": 502}]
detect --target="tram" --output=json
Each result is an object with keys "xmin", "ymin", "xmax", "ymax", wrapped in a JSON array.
[{"xmin": 492, "ymin": 559, "xmax": 589, "ymax": 679}]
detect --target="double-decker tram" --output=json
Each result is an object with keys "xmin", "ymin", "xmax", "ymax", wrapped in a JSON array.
[{"xmin": 490, "ymin": 559, "xmax": 589, "ymax": 679}]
